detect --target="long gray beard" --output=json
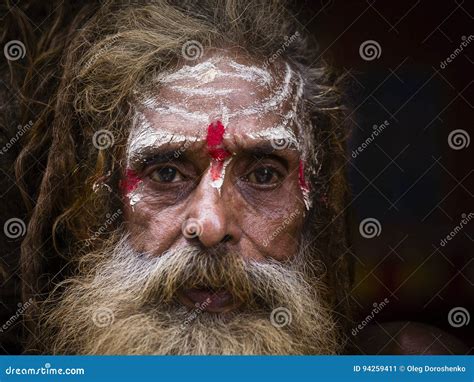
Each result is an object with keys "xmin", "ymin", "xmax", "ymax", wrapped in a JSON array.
[{"xmin": 33, "ymin": 235, "xmax": 342, "ymax": 354}]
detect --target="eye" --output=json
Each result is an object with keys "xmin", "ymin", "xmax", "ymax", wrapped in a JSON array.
[
  {"xmin": 245, "ymin": 167, "xmax": 281, "ymax": 185},
  {"xmin": 149, "ymin": 166, "xmax": 185, "ymax": 183}
]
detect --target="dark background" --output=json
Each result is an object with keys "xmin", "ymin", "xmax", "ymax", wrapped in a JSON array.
[{"xmin": 291, "ymin": 0, "xmax": 473, "ymax": 352}]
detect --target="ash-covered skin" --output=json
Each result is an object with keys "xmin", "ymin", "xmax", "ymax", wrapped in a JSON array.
[{"xmin": 123, "ymin": 51, "xmax": 312, "ymax": 262}]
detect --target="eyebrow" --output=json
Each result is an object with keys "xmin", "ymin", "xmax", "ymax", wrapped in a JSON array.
[
  {"xmin": 127, "ymin": 144, "xmax": 192, "ymax": 170},
  {"xmin": 236, "ymin": 141, "xmax": 277, "ymax": 156},
  {"xmin": 126, "ymin": 129, "xmax": 203, "ymax": 166},
  {"xmin": 128, "ymin": 130, "xmax": 200, "ymax": 153},
  {"xmin": 245, "ymin": 125, "xmax": 299, "ymax": 151},
  {"xmin": 127, "ymin": 138, "xmax": 297, "ymax": 168},
  {"xmin": 233, "ymin": 141, "xmax": 297, "ymax": 168}
]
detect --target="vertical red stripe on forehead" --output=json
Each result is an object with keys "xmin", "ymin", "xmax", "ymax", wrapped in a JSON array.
[
  {"xmin": 207, "ymin": 120, "xmax": 231, "ymax": 181},
  {"xmin": 206, "ymin": 120, "xmax": 225, "ymax": 147},
  {"xmin": 120, "ymin": 169, "xmax": 141, "ymax": 195},
  {"xmin": 206, "ymin": 120, "xmax": 230, "ymax": 160}
]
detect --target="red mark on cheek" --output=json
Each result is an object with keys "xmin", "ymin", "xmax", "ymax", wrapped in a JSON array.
[
  {"xmin": 206, "ymin": 120, "xmax": 231, "ymax": 181},
  {"xmin": 120, "ymin": 169, "xmax": 141, "ymax": 195},
  {"xmin": 298, "ymin": 160, "xmax": 310, "ymax": 191}
]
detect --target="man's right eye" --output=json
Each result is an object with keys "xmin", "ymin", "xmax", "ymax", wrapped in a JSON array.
[
  {"xmin": 149, "ymin": 166, "xmax": 185, "ymax": 183},
  {"xmin": 246, "ymin": 167, "xmax": 280, "ymax": 185}
]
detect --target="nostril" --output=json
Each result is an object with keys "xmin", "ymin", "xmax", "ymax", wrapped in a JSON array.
[{"xmin": 221, "ymin": 234, "xmax": 232, "ymax": 243}]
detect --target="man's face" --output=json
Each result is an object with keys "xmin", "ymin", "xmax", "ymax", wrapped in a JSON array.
[
  {"xmin": 38, "ymin": 52, "xmax": 341, "ymax": 355},
  {"xmin": 123, "ymin": 53, "xmax": 308, "ymax": 311}
]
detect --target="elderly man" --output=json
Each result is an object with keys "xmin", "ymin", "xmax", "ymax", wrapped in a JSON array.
[{"xmin": 1, "ymin": 0, "xmax": 466, "ymax": 354}]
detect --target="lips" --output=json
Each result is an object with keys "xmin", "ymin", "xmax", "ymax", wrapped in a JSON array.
[{"xmin": 177, "ymin": 288, "xmax": 241, "ymax": 313}]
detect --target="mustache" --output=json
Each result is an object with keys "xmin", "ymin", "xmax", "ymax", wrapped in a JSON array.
[
  {"xmin": 35, "ymin": 235, "xmax": 342, "ymax": 355},
  {"xmin": 92, "ymin": 237, "xmax": 313, "ymax": 312}
]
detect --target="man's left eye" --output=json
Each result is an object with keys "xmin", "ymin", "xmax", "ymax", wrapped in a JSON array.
[
  {"xmin": 245, "ymin": 167, "xmax": 281, "ymax": 185},
  {"xmin": 149, "ymin": 166, "xmax": 185, "ymax": 183}
]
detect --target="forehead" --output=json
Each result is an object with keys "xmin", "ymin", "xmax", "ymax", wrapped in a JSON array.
[{"xmin": 131, "ymin": 53, "xmax": 304, "ymax": 140}]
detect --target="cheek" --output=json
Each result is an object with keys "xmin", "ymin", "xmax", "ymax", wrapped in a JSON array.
[
  {"xmin": 122, "ymin": 167, "xmax": 306, "ymax": 260},
  {"xmin": 235, "ymin": 181, "xmax": 305, "ymax": 261},
  {"xmin": 123, "ymin": 197, "xmax": 186, "ymax": 255},
  {"xmin": 241, "ymin": 211, "xmax": 304, "ymax": 261},
  {"xmin": 121, "ymin": 168, "xmax": 189, "ymax": 254}
]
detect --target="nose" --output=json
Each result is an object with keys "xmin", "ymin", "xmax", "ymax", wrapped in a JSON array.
[{"xmin": 182, "ymin": 172, "xmax": 241, "ymax": 248}]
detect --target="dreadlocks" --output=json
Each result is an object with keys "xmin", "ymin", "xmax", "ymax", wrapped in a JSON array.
[{"xmin": 1, "ymin": 0, "xmax": 352, "ymax": 353}]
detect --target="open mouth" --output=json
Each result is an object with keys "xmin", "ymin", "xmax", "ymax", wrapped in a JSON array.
[{"xmin": 177, "ymin": 287, "xmax": 242, "ymax": 313}]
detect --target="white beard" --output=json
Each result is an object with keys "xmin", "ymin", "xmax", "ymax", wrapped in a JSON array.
[{"xmin": 34, "ymin": 235, "xmax": 342, "ymax": 355}]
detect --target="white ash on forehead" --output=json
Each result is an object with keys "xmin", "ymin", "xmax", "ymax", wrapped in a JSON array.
[
  {"xmin": 139, "ymin": 59, "xmax": 304, "ymax": 134},
  {"xmin": 125, "ymin": 55, "xmax": 314, "ymax": 209},
  {"xmin": 141, "ymin": 98, "xmax": 210, "ymax": 123},
  {"xmin": 156, "ymin": 56, "xmax": 273, "ymax": 87},
  {"xmin": 246, "ymin": 121, "xmax": 299, "ymax": 150},
  {"xmin": 236, "ymin": 63, "xmax": 297, "ymax": 116},
  {"xmin": 127, "ymin": 111, "xmax": 203, "ymax": 165},
  {"xmin": 168, "ymin": 86, "xmax": 235, "ymax": 96}
]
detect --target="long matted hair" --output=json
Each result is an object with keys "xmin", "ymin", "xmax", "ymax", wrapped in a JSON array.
[{"xmin": 0, "ymin": 0, "xmax": 353, "ymax": 351}]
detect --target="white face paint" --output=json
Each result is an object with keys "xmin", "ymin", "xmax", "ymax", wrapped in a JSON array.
[
  {"xmin": 125, "ymin": 54, "xmax": 311, "ymax": 209},
  {"xmin": 128, "ymin": 182, "xmax": 145, "ymax": 207},
  {"xmin": 125, "ymin": 113, "xmax": 203, "ymax": 208},
  {"xmin": 127, "ymin": 112, "xmax": 203, "ymax": 167},
  {"xmin": 246, "ymin": 113, "xmax": 300, "ymax": 150},
  {"xmin": 147, "ymin": 58, "xmax": 302, "ymax": 127},
  {"xmin": 157, "ymin": 57, "xmax": 272, "ymax": 87},
  {"xmin": 210, "ymin": 156, "xmax": 233, "ymax": 193},
  {"xmin": 168, "ymin": 86, "xmax": 235, "ymax": 96}
]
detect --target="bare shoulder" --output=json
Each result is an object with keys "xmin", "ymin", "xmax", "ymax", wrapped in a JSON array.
[{"xmin": 350, "ymin": 321, "xmax": 469, "ymax": 355}]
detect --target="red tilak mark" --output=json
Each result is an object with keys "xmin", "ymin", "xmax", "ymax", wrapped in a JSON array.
[
  {"xmin": 120, "ymin": 169, "xmax": 141, "ymax": 195},
  {"xmin": 206, "ymin": 120, "xmax": 231, "ymax": 181},
  {"xmin": 298, "ymin": 160, "xmax": 310, "ymax": 191}
]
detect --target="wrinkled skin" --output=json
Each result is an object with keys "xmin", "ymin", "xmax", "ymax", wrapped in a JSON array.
[{"xmin": 124, "ymin": 52, "xmax": 306, "ymax": 268}]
